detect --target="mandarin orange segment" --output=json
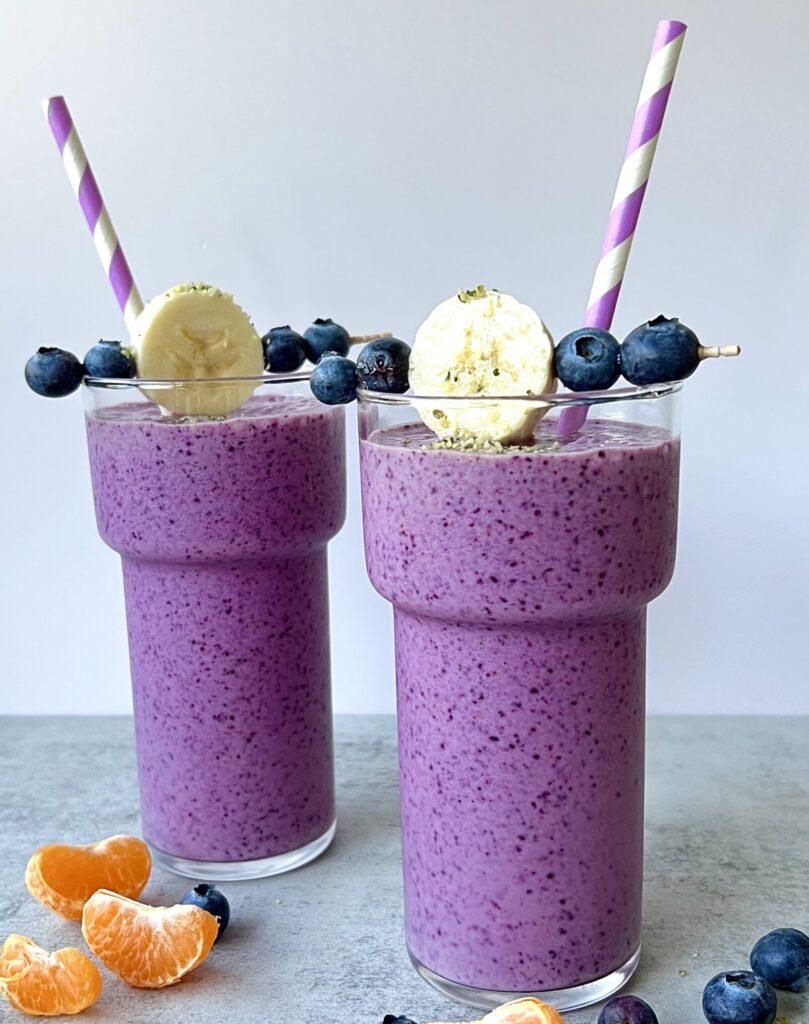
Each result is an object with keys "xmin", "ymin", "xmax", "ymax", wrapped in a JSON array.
[
  {"xmin": 0, "ymin": 933, "xmax": 102, "ymax": 1016},
  {"xmin": 484, "ymin": 999, "xmax": 567, "ymax": 1024},
  {"xmin": 82, "ymin": 889, "xmax": 218, "ymax": 989},
  {"xmin": 25, "ymin": 834, "xmax": 151, "ymax": 920}
]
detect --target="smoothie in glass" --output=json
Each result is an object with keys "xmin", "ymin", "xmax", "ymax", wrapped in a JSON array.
[
  {"xmin": 35, "ymin": 95, "xmax": 357, "ymax": 882},
  {"xmin": 86, "ymin": 379, "xmax": 345, "ymax": 878},
  {"xmin": 359, "ymin": 389, "xmax": 681, "ymax": 1009}
]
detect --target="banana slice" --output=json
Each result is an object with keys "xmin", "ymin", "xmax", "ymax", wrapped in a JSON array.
[
  {"xmin": 409, "ymin": 287, "xmax": 556, "ymax": 444},
  {"xmin": 132, "ymin": 283, "xmax": 264, "ymax": 416}
]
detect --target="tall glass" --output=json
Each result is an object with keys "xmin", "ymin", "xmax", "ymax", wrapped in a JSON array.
[
  {"xmin": 358, "ymin": 385, "xmax": 682, "ymax": 1010},
  {"xmin": 85, "ymin": 375, "xmax": 345, "ymax": 879}
]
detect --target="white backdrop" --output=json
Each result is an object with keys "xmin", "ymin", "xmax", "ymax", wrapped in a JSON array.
[{"xmin": 2, "ymin": 0, "xmax": 807, "ymax": 715}]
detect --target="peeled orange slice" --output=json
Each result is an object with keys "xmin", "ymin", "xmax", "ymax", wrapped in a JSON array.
[
  {"xmin": 0, "ymin": 934, "xmax": 102, "ymax": 1016},
  {"xmin": 82, "ymin": 890, "xmax": 218, "ymax": 989},
  {"xmin": 432, "ymin": 998, "xmax": 567, "ymax": 1024},
  {"xmin": 484, "ymin": 999, "xmax": 567, "ymax": 1024},
  {"xmin": 25, "ymin": 835, "xmax": 151, "ymax": 920}
]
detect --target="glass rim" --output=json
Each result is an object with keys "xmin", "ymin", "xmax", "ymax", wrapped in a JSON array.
[
  {"xmin": 83, "ymin": 372, "xmax": 311, "ymax": 389},
  {"xmin": 356, "ymin": 379, "xmax": 684, "ymax": 408},
  {"xmin": 83, "ymin": 374, "xmax": 684, "ymax": 406}
]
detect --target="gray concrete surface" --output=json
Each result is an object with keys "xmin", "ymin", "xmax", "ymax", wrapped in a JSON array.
[{"xmin": 0, "ymin": 716, "xmax": 807, "ymax": 1024}]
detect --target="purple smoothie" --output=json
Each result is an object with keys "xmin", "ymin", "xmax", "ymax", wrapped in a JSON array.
[
  {"xmin": 86, "ymin": 391, "xmax": 345, "ymax": 864},
  {"xmin": 360, "ymin": 418, "xmax": 679, "ymax": 993}
]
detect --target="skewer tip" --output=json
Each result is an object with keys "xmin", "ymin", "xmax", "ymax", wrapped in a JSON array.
[
  {"xmin": 698, "ymin": 344, "xmax": 741, "ymax": 360},
  {"xmin": 348, "ymin": 331, "xmax": 394, "ymax": 347}
]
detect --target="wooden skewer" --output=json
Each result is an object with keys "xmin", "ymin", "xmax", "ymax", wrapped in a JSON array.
[
  {"xmin": 698, "ymin": 344, "xmax": 741, "ymax": 360},
  {"xmin": 349, "ymin": 332, "xmax": 393, "ymax": 347}
]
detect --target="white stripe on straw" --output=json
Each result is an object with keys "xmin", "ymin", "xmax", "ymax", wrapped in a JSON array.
[
  {"xmin": 610, "ymin": 137, "xmax": 660, "ymax": 209},
  {"xmin": 637, "ymin": 37, "xmax": 686, "ymax": 105},
  {"xmin": 587, "ymin": 236, "xmax": 634, "ymax": 310}
]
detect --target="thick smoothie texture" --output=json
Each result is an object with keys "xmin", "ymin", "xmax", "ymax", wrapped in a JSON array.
[
  {"xmin": 87, "ymin": 393, "xmax": 345, "ymax": 863},
  {"xmin": 360, "ymin": 419, "xmax": 679, "ymax": 993}
]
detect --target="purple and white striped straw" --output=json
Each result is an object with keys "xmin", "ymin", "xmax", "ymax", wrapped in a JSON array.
[
  {"xmin": 43, "ymin": 96, "xmax": 143, "ymax": 333},
  {"xmin": 558, "ymin": 20, "xmax": 686, "ymax": 435}
]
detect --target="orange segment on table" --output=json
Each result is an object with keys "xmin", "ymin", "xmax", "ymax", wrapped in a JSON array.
[
  {"xmin": 25, "ymin": 834, "xmax": 151, "ymax": 920},
  {"xmin": 82, "ymin": 889, "xmax": 218, "ymax": 989},
  {"xmin": 0, "ymin": 933, "xmax": 102, "ymax": 1017},
  {"xmin": 485, "ymin": 999, "xmax": 567, "ymax": 1024}
]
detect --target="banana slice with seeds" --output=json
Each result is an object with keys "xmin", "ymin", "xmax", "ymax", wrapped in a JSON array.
[
  {"xmin": 133, "ymin": 283, "xmax": 264, "ymax": 416},
  {"xmin": 409, "ymin": 287, "xmax": 556, "ymax": 445}
]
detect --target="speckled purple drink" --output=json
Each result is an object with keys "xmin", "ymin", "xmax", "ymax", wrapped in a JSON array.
[
  {"xmin": 85, "ymin": 380, "xmax": 345, "ymax": 879},
  {"xmin": 359, "ymin": 393, "xmax": 681, "ymax": 1009}
]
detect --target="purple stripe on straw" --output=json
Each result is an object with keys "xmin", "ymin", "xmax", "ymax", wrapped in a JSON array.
[
  {"xmin": 108, "ymin": 244, "xmax": 135, "ymax": 312},
  {"xmin": 46, "ymin": 97, "xmax": 73, "ymax": 153},
  {"xmin": 600, "ymin": 182, "xmax": 646, "ymax": 254},
  {"xmin": 584, "ymin": 281, "xmax": 622, "ymax": 331},
  {"xmin": 78, "ymin": 167, "xmax": 103, "ymax": 232},
  {"xmin": 625, "ymin": 81, "xmax": 672, "ymax": 153},
  {"xmin": 651, "ymin": 19, "xmax": 686, "ymax": 53}
]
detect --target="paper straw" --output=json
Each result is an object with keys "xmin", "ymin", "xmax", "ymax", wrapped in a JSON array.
[
  {"xmin": 557, "ymin": 19, "xmax": 686, "ymax": 435},
  {"xmin": 43, "ymin": 96, "xmax": 144, "ymax": 333}
]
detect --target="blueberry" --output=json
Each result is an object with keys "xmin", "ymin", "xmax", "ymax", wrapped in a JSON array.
[
  {"xmin": 262, "ymin": 325, "xmax": 306, "ymax": 374},
  {"xmin": 83, "ymin": 339, "xmax": 137, "ymax": 379},
  {"xmin": 309, "ymin": 354, "xmax": 357, "ymax": 404},
  {"xmin": 555, "ymin": 328, "xmax": 621, "ymax": 391},
  {"xmin": 303, "ymin": 318, "xmax": 350, "ymax": 361},
  {"xmin": 597, "ymin": 994, "xmax": 659, "ymax": 1024},
  {"xmin": 751, "ymin": 928, "xmax": 809, "ymax": 992},
  {"xmin": 621, "ymin": 315, "xmax": 701, "ymax": 385},
  {"xmin": 382, "ymin": 1016, "xmax": 418, "ymax": 1024},
  {"xmin": 357, "ymin": 338, "xmax": 411, "ymax": 394},
  {"xmin": 179, "ymin": 883, "xmax": 230, "ymax": 941},
  {"xmin": 702, "ymin": 971, "xmax": 777, "ymax": 1024},
  {"xmin": 24, "ymin": 347, "xmax": 84, "ymax": 397}
]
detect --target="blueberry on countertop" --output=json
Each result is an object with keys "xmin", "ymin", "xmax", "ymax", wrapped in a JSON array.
[
  {"xmin": 262, "ymin": 325, "xmax": 307, "ymax": 374},
  {"xmin": 83, "ymin": 339, "xmax": 137, "ymax": 379},
  {"xmin": 24, "ymin": 347, "xmax": 84, "ymax": 397},
  {"xmin": 309, "ymin": 354, "xmax": 358, "ymax": 404},
  {"xmin": 702, "ymin": 971, "xmax": 777, "ymax": 1024},
  {"xmin": 179, "ymin": 883, "xmax": 230, "ymax": 940},
  {"xmin": 382, "ymin": 1016, "xmax": 419, "ymax": 1024},
  {"xmin": 750, "ymin": 928, "xmax": 809, "ymax": 992},
  {"xmin": 555, "ymin": 328, "xmax": 621, "ymax": 391},
  {"xmin": 597, "ymin": 994, "xmax": 659, "ymax": 1024},
  {"xmin": 621, "ymin": 315, "xmax": 701, "ymax": 385},
  {"xmin": 303, "ymin": 318, "xmax": 351, "ymax": 361},
  {"xmin": 357, "ymin": 338, "xmax": 411, "ymax": 394}
]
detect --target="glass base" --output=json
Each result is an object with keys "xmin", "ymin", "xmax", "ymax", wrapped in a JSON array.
[
  {"xmin": 408, "ymin": 944, "xmax": 641, "ymax": 1013},
  {"xmin": 148, "ymin": 819, "xmax": 337, "ymax": 881}
]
